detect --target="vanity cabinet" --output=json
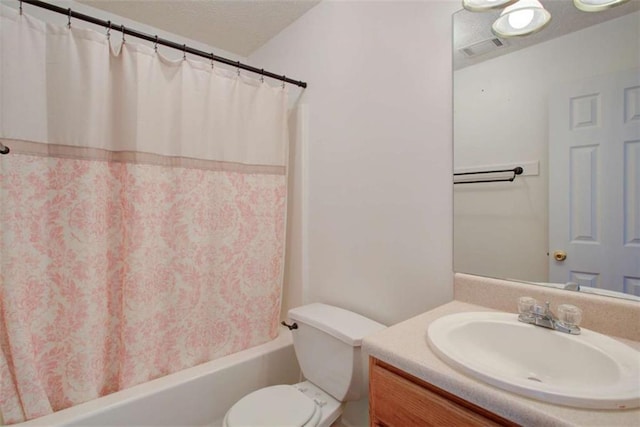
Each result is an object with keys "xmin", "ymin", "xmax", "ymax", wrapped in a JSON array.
[{"xmin": 369, "ymin": 357, "xmax": 517, "ymax": 427}]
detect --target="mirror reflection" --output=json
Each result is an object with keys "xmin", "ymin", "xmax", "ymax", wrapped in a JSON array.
[{"xmin": 453, "ymin": 0, "xmax": 640, "ymax": 299}]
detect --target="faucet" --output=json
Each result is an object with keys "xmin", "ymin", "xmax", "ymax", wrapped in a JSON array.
[
  {"xmin": 564, "ymin": 282, "xmax": 580, "ymax": 291},
  {"xmin": 518, "ymin": 299, "xmax": 581, "ymax": 335},
  {"xmin": 530, "ymin": 302, "xmax": 555, "ymax": 329}
]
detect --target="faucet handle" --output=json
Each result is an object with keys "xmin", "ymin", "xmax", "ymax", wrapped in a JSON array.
[
  {"xmin": 518, "ymin": 296, "xmax": 536, "ymax": 313},
  {"xmin": 557, "ymin": 304, "xmax": 582, "ymax": 327}
]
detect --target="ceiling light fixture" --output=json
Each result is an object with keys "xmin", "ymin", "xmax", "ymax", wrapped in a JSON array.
[
  {"xmin": 492, "ymin": 0, "xmax": 551, "ymax": 37},
  {"xmin": 463, "ymin": 0, "xmax": 519, "ymax": 12},
  {"xmin": 573, "ymin": 0, "xmax": 631, "ymax": 12}
]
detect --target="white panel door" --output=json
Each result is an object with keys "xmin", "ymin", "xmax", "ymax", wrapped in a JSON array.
[{"xmin": 549, "ymin": 68, "xmax": 640, "ymax": 295}]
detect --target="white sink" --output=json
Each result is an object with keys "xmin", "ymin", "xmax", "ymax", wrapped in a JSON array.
[{"xmin": 427, "ymin": 311, "xmax": 640, "ymax": 409}]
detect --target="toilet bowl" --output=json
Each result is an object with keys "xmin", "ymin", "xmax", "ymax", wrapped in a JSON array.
[{"xmin": 222, "ymin": 303, "xmax": 386, "ymax": 427}]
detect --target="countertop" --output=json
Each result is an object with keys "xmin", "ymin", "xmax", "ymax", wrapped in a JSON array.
[{"xmin": 362, "ymin": 300, "xmax": 640, "ymax": 427}]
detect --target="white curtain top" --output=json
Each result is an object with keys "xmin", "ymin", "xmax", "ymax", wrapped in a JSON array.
[{"xmin": 0, "ymin": 6, "xmax": 288, "ymax": 168}]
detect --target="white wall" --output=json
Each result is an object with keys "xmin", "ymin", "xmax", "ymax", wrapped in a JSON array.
[
  {"xmin": 250, "ymin": 0, "xmax": 458, "ymax": 328},
  {"xmin": 454, "ymin": 12, "xmax": 640, "ymax": 282}
]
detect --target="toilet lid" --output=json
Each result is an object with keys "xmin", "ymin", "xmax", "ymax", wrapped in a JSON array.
[{"xmin": 225, "ymin": 385, "xmax": 317, "ymax": 427}]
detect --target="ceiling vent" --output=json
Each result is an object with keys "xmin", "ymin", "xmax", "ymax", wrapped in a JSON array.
[{"xmin": 460, "ymin": 38, "xmax": 506, "ymax": 57}]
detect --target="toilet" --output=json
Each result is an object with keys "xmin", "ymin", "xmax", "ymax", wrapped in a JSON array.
[{"xmin": 223, "ymin": 303, "xmax": 386, "ymax": 427}]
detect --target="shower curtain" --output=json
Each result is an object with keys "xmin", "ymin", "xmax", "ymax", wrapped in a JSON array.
[{"xmin": 0, "ymin": 6, "xmax": 288, "ymax": 424}]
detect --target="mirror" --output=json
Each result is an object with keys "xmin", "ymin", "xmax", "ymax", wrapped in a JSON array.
[{"xmin": 453, "ymin": 0, "xmax": 640, "ymax": 299}]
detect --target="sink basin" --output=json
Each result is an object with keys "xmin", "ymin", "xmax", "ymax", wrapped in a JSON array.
[{"xmin": 427, "ymin": 312, "xmax": 640, "ymax": 409}]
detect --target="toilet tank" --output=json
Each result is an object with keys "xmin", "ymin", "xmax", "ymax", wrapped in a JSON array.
[{"xmin": 287, "ymin": 303, "xmax": 386, "ymax": 402}]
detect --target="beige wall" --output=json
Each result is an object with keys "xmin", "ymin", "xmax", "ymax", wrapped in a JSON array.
[{"xmin": 251, "ymin": 1, "xmax": 458, "ymax": 327}]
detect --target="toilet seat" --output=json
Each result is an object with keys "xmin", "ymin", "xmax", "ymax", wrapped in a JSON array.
[{"xmin": 224, "ymin": 384, "xmax": 321, "ymax": 427}]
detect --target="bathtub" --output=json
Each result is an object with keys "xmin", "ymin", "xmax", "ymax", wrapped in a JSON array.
[{"xmin": 14, "ymin": 327, "xmax": 300, "ymax": 427}]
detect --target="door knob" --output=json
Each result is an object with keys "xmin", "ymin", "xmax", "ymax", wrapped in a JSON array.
[{"xmin": 553, "ymin": 250, "xmax": 567, "ymax": 262}]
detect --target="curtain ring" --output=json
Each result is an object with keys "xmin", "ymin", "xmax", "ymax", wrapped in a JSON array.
[
  {"xmin": 154, "ymin": 35, "xmax": 158, "ymax": 52},
  {"xmin": 210, "ymin": 53, "xmax": 215, "ymax": 69},
  {"xmin": 67, "ymin": 8, "xmax": 72, "ymax": 29},
  {"xmin": 19, "ymin": 0, "xmax": 23, "ymax": 15},
  {"xmin": 183, "ymin": 44, "xmax": 187, "ymax": 61},
  {"xmin": 121, "ymin": 25, "xmax": 125, "ymax": 44},
  {"xmin": 236, "ymin": 61, "xmax": 241, "ymax": 77},
  {"xmin": 106, "ymin": 21, "xmax": 111, "ymax": 40},
  {"xmin": 282, "ymin": 76, "xmax": 286, "ymax": 89},
  {"xmin": 260, "ymin": 69, "xmax": 264, "ymax": 83}
]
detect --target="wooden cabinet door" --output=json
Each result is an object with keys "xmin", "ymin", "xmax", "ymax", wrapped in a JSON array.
[{"xmin": 369, "ymin": 357, "xmax": 517, "ymax": 427}]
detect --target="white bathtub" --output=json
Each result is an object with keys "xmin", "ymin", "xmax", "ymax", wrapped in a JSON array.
[{"xmin": 14, "ymin": 327, "xmax": 300, "ymax": 427}]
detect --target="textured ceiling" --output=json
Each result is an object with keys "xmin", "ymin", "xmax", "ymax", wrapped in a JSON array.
[
  {"xmin": 454, "ymin": 0, "xmax": 640, "ymax": 69},
  {"xmin": 77, "ymin": 0, "xmax": 321, "ymax": 56}
]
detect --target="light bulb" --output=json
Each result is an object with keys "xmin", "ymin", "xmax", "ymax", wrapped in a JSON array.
[
  {"xmin": 492, "ymin": 0, "xmax": 551, "ymax": 37},
  {"xmin": 508, "ymin": 9, "xmax": 534, "ymax": 29}
]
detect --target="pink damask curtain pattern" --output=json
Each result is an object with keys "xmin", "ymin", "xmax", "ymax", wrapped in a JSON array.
[{"xmin": 0, "ymin": 6, "xmax": 288, "ymax": 424}]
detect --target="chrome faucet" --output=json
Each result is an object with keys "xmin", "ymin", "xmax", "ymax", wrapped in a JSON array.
[
  {"xmin": 530, "ymin": 302, "xmax": 555, "ymax": 329},
  {"xmin": 564, "ymin": 282, "xmax": 580, "ymax": 291},
  {"xmin": 517, "ymin": 299, "xmax": 582, "ymax": 335}
]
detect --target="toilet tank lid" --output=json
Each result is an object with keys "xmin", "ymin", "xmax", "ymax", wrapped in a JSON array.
[{"xmin": 288, "ymin": 303, "xmax": 386, "ymax": 346}]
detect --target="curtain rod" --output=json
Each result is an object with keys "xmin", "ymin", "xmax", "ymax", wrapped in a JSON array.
[{"xmin": 18, "ymin": 0, "xmax": 308, "ymax": 89}]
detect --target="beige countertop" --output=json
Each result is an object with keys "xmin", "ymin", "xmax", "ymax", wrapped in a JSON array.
[{"xmin": 362, "ymin": 300, "xmax": 640, "ymax": 427}]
